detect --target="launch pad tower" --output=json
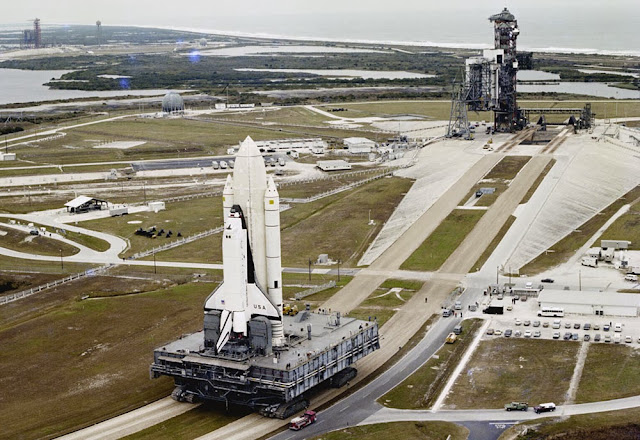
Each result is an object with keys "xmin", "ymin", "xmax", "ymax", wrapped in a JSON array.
[{"xmin": 447, "ymin": 8, "xmax": 526, "ymax": 137}]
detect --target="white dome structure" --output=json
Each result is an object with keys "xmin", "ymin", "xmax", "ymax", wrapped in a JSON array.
[{"xmin": 162, "ymin": 92, "xmax": 184, "ymax": 113}]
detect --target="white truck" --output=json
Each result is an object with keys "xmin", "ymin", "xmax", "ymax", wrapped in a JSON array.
[{"xmin": 581, "ymin": 257, "xmax": 598, "ymax": 268}]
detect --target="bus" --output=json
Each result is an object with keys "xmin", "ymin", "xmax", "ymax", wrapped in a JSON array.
[{"xmin": 538, "ymin": 307, "xmax": 564, "ymax": 317}]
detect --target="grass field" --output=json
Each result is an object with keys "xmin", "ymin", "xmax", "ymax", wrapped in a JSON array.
[
  {"xmin": 401, "ymin": 209, "xmax": 486, "ymax": 271},
  {"xmin": 122, "ymin": 402, "xmax": 249, "ymax": 440},
  {"xmin": 444, "ymin": 339, "xmax": 579, "ymax": 409},
  {"xmin": 596, "ymin": 196, "xmax": 640, "ymax": 250},
  {"xmin": 280, "ymin": 176, "xmax": 413, "ymax": 267},
  {"xmin": 576, "ymin": 344, "xmax": 640, "ymax": 403},
  {"xmin": 0, "ymin": 279, "xmax": 220, "ymax": 440},
  {"xmin": 346, "ymin": 279, "xmax": 423, "ymax": 327},
  {"xmin": 484, "ymin": 156, "xmax": 531, "ymax": 181},
  {"xmin": 521, "ymin": 185, "xmax": 640, "ymax": 275},
  {"xmin": 0, "ymin": 226, "xmax": 79, "ymax": 257},
  {"xmin": 311, "ymin": 421, "xmax": 469, "ymax": 440},
  {"xmin": 0, "ymin": 271, "xmax": 63, "ymax": 295},
  {"xmin": 0, "ymin": 254, "xmax": 93, "ymax": 274},
  {"xmin": 500, "ymin": 407, "xmax": 640, "ymax": 440},
  {"xmin": 82, "ymin": 196, "xmax": 224, "ymax": 258},
  {"xmin": 380, "ymin": 318, "xmax": 483, "ymax": 409},
  {"xmin": 471, "ymin": 215, "xmax": 516, "ymax": 272}
]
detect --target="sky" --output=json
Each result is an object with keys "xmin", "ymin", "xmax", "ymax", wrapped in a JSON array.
[{"xmin": 3, "ymin": 1, "xmax": 639, "ymax": 53}]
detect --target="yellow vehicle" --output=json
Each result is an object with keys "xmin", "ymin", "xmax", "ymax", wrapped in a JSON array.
[
  {"xmin": 445, "ymin": 332, "xmax": 458, "ymax": 344},
  {"xmin": 283, "ymin": 304, "xmax": 299, "ymax": 316}
]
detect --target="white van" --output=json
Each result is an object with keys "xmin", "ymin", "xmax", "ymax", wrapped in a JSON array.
[
  {"xmin": 625, "ymin": 274, "xmax": 638, "ymax": 282},
  {"xmin": 614, "ymin": 323, "xmax": 623, "ymax": 332},
  {"xmin": 552, "ymin": 320, "xmax": 561, "ymax": 329},
  {"xmin": 454, "ymin": 300, "xmax": 462, "ymax": 310},
  {"xmin": 614, "ymin": 334, "xmax": 621, "ymax": 344}
]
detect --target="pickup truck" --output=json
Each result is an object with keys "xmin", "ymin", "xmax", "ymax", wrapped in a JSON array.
[{"xmin": 504, "ymin": 402, "xmax": 528, "ymax": 411}]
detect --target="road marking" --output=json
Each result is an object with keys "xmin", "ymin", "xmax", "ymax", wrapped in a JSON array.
[{"xmin": 340, "ymin": 406, "xmax": 349, "ymax": 412}]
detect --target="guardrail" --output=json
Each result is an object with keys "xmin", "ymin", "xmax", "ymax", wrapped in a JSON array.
[
  {"xmin": 294, "ymin": 280, "xmax": 337, "ymax": 300},
  {"xmin": 0, "ymin": 264, "xmax": 113, "ymax": 305}
]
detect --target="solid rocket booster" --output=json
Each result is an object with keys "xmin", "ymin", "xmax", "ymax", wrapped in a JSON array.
[{"xmin": 265, "ymin": 175, "xmax": 284, "ymax": 345}]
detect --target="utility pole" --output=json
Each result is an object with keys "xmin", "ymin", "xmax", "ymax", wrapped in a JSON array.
[
  {"xmin": 337, "ymin": 258, "xmax": 341, "ymax": 282},
  {"xmin": 496, "ymin": 266, "xmax": 499, "ymax": 285},
  {"xmin": 60, "ymin": 249, "xmax": 63, "ymax": 270},
  {"xmin": 153, "ymin": 252, "xmax": 157, "ymax": 274},
  {"xmin": 579, "ymin": 270, "xmax": 582, "ymax": 291},
  {"xmin": 308, "ymin": 258, "xmax": 312, "ymax": 282},
  {"xmin": 143, "ymin": 181, "xmax": 147, "ymax": 204}
]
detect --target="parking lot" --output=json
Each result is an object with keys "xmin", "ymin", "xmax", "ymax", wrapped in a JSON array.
[{"xmin": 471, "ymin": 293, "xmax": 640, "ymax": 346}]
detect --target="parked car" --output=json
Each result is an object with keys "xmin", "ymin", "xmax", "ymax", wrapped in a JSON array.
[
  {"xmin": 552, "ymin": 320, "xmax": 561, "ymax": 329},
  {"xmin": 514, "ymin": 330, "xmax": 522, "ymax": 337},
  {"xmin": 515, "ymin": 318, "xmax": 522, "ymax": 326},
  {"xmin": 625, "ymin": 336, "xmax": 632, "ymax": 343},
  {"xmin": 486, "ymin": 328, "xmax": 495, "ymax": 335},
  {"xmin": 572, "ymin": 333, "xmax": 579, "ymax": 340},
  {"xmin": 583, "ymin": 334, "xmax": 591, "ymax": 341},
  {"xmin": 584, "ymin": 323, "xmax": 591, "ymax": 330},
  {"xmin": 524, "ymin": 320, "xmax": 531, "ymax": 326},
  {"xmin": 534, "ymin": 402, "xmax": 556, "ymax": 413},
  {"xmin": 615, "ymin": 323, "xmax": 623, "ymax": 332},
  {"xmin": 574, "ymin": 323, "xmax": 581, "ymax": 329},
  {"xmin": 543, "ymin": 321, "xmax": 550, "ymax": 328},
  {"xmin": 541, "ymin": 278, "xmax": 555, "ymax": 283},
  {"xmin": 497, "ymin": 294, "xmax": 504, "ymax": 300},
  {"xmin": 604, "ymin": 335, "xmax": 612, "ymax": 343},
  {"xmin": 506, "ymin": 305, "xmax": 513, "ymax": 311},
  {"xmin": 533, "ymin": 330, "xmax": 541, "ymax": 338},
  {"xmin": 533, "ymin": 321, "xmax": 541, "ymax": 327},
  {"xmin": 594, "ymin": 333, "xmax": 601, "ymax": 342},
  {"xmin": 524, "ymin": 330, "xmax": 532, "ymax": 338},
  {"xmin": 564, "ymin": 322, "xmax": 572, "ymax": 329},
  {"xmin": 594, "ymin": 324, "xmax": 600, "ymax": 331},
  {"xmin": 504, "ymin": 329, "xmax": 512, "ymax": 337},
  {"xmin": 563, "ymin": 332, "xmax": 572, "ymax": 340},
  {"xmin": 604, "ymin": 324, "xmax": 611, "ymax": 332},
  {"xmin": 552, "ymin": 332, "xmax": 560, "ymax": 339},
  {"xmin": 505, "ymin": 402, "xmax": 528, "ymax": 411},
  {"xmin": 495, "ymin": 329, "xmax": 503, "ymax": 336}
]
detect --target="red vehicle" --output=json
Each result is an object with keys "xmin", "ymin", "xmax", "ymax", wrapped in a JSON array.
[{"xmin": 289, "ymin": 410, "xmax": 317, "ymax": 430}]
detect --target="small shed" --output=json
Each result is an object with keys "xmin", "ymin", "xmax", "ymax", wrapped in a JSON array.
[
  {"xmin": 0, "ymin": 153, "xmax": 16, "ymax": 161},
  {"xmin": 148, "ymin": 201, "xmax": 166, "ymax": 213},
  {"xmin": 316, "ymin": 160, "xmax": 352, "ymax": 172},
  {"xmin": 65, "ymin": 196, "xmax": 108, "ymax": 214}
]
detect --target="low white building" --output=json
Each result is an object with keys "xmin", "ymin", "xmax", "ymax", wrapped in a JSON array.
[
  {"xmin": 316, "ymin": 160, "xmax": 352, "ymax": 172},
  {"xmin": 537, "ymin": 290, "xmax": 640, "ymax": 317},
  {"xmin": 252, "ymin": 138, "xmax": 327, "ymax": 154},
  {"xmin": 0, "ymin": 153, "xmax": 16, "ymax": 161},
  {"xmin": 344, "ymin": 137, "xmax": 376, "ymax": 154}
]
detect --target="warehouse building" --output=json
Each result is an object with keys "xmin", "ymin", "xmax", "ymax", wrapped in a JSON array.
[
  {"xmin": 344, "ymin": 137, "xmax": 376, "ymax": 154},
  {"xmin": 537, "ymin": 290, "xmax": 640, "ymax": 317},
  {"xmin": 316, "ymin": 160, "xmax": 352, "ymax": 172}
]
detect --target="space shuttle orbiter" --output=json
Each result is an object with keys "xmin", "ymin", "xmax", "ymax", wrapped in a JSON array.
[{"xmin": 204, "ymin": 136, "xmax": 285, "ymax": 353}]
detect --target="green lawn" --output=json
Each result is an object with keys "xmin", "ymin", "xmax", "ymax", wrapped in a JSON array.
[
  {"xmin": 445, "ymin": 339, "xmax": 578, "ymax": 409},
  {"xmin": 81, "ymin": 196, "xmax": 224, "ymax": 258},
  {"xmin": 122, "ymin": 403, "xmax": 249, "ymax": 440},
  {"xmin": 471, "ymin": 215, "xmax": 516, "ymax": 272},
  {"xmin": 312, "ymin": 421, "xmax": 468, "ymax": 440},
  {"xmin": 380, "ymin": 318, "xmax": 483, "ymax": 409},
  {"xmin": 401, "ymin": 209, "xmax": 486, "ymax": 271},
  {"xmin": 0, "ymin": 280, "xmax": 219, "ymax": 440},
  {"xmin": 597, "ymin": 196, "xmax": 640, "ymax": 250},
  {"xmin": 576, "ymin": 344, "xmax": 640, "ymax": 403},
  {"xmin": 0, "ymin": 226, "xmax": 79, "ymax": 257}
]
